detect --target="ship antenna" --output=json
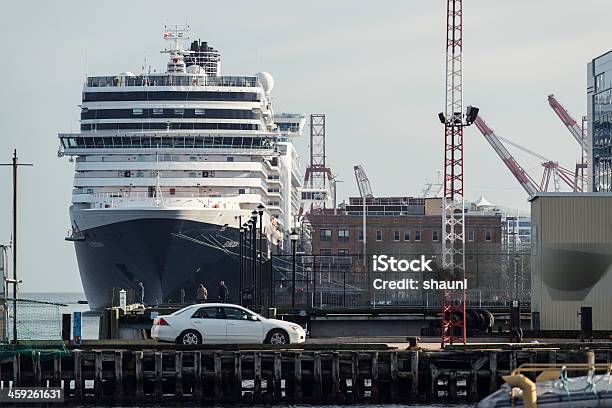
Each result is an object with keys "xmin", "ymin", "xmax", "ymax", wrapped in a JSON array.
[{"xmin": 161, "ymin": 24, "xmax": 191, "ymax": 55}]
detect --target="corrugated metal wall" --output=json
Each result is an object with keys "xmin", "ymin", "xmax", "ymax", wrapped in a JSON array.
[{"xmin": 531, "ymin": 194, "xmax": 612, "ymax": 330}]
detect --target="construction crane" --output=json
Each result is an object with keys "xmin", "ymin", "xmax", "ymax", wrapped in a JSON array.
[
  {"xmin": 474, "ymin": 117, "xmax": 540, "ymax": 197},
  {"xmin": 474, "ymin": 115, "xmax": 584, "ymax": 195},
  {"xmin": 547, "ymin": 94, "xmax": 589, "ymax": 191},
  {"xmin": 353, "ymin": 165, "xmax": 372, "ymax": 261},
  {"xmin": 436, "ymin": 0, "xmax": 479, "ymax": 347}
]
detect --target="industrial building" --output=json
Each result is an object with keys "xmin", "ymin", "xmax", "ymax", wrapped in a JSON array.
[
  {"xmin": 530, "ymin": 192, "xmax": 612, "ymax": 331},
  {"xmin": 587, "ymin": 49, "xmax": 612, "ymax": 192}
]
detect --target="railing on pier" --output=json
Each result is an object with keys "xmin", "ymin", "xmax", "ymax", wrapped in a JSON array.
[{"xmin": 269, "ymin": 253, "xmax": 531, "ymax": 310}]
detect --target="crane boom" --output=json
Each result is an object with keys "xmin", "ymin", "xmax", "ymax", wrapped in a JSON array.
[
  {"xmin": 547, "ymin": 94, "xmax": 588, "ymax": 151},
  {"xmin": 353, "ymin": 165, "xmax": 373, "ymax": 198},
  {"xmin": 474, "ymin": 116, "xmax": 540, "ymax": 197}
]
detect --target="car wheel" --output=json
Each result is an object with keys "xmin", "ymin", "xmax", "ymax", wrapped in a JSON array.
[
  {"xmin": 265, "ymin": 329, "xmax": 289, "ymax": 345},
  {"xmin": 177, "ymin": 330, "xmax": 202, "ymax": 345}
]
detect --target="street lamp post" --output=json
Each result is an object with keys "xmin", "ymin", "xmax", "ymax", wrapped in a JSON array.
[
  {"xmin": 290, "ymin": 228, "xmax": 299, "ymax": 309},
  {"xmin": 239, "ymin": 225, "xmax": 244, "ymax": 305},
  {"xmin": 251, "ymin": 211, "xmax": 258, "ymax": 306},
  {"xmin": 257, "ymin": 204, "xmax": 264, "ymax": 305},
  {"xmin": 243, "ymin": 222, "xmax": 251, "ymax": 305}
]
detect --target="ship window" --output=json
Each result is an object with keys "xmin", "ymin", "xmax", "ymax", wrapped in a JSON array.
[
  {"xmin": 136, "ymin": 171, "xmax": 144, "ymax": 178},
  {"xmin": 195, "ymin": 108, "xmax": 206, "ymax": 115},
  {"xmin": 202, "ymin": 171, "xmax": 209, "ymax": 178},
  {"xmin": 238, "ymin": 188, "xmax": 245, "ymax": 194},
  {"xmin": 170, "ymin": 188, "xmax": 176, "ymax": 195},
  {"xmin": 132, "ymin": 108, "xmax": 143, "ymax": 116},
  {"xmin": 226, "ymin": 157, "xmax": 234, "ymax": 162},
  {"xmin": 124, "ymin": 171, "xmax": 131, "ymax": 177},
  {"xmin": 174, "ymin": 108, "xmax": 184, "ymax": 115},
  {"xmin": 153, "ymin": 108, "xmax": 164, "ymax": 115},
  {"xmin": 188, "ymin": 172, "xmax": 197, "ymax": 178},
  {"xmin": 189, "ymin": 156, "xmax": 197, "ymax": 162}
]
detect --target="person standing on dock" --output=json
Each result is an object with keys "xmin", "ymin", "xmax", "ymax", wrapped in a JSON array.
[
  {"xmin": 218, "ymin": 280, "xmax": 229, "ymax": 303},
  {"xmin": 197, "ymin": 284, "xmax": 208, "ymax": 303},
  {"xmin": 136, "ymin": 282, "xmax": 145, "ymax": 306}
]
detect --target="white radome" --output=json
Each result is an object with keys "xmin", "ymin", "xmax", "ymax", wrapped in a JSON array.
[
  {"xmin": 118, "ymin": 71, "xmax": 136, "ymax": 77},
  {"xmin": 186, "ymin": 64, "xmax": 206, "ymax": 75},
  {"xmin": 256, "ymin": 72, "xmax": 274, "ymax": 93}
]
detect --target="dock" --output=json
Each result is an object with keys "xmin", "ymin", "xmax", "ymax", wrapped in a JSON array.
[{"xmin": 0, "ymin": 342, "xmax": 609, "ymax": 404}]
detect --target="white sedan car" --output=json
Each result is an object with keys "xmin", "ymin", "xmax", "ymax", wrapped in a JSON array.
[{"xmin": 151, "ymin": 303, "xmax": 306, "ymax": 345}]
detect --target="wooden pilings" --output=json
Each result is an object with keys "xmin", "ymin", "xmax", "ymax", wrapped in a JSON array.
[{"xmin": 0, "ymin": 346, "xmax": 607, "ymax": 404}]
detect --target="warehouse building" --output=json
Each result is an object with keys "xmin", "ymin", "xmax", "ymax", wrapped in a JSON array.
[{"xmin": 530, "ymin": 192, "xmax": 612, "ymax": 331}]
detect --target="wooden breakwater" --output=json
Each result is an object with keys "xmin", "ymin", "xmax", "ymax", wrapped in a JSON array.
[{"xmin": 0, "ymin": 345, "xmax": 610, "ymax": 404}]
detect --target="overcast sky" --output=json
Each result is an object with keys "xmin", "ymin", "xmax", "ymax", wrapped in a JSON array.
[{"xmin": 1, "ymin": 0, "xmax": 611, "ymax": 292}]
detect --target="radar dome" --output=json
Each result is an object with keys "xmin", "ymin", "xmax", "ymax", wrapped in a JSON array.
[
  {"xmin": 119, "ymin": 71, "xmax": 136, "ymax": 77},
  {"xmin": 256, "ymin": 72, "xmax": 274, "ymax": 93},
  {"xmin": 186, "ymin": 65, "xmax": 206, "ymax": 75}
]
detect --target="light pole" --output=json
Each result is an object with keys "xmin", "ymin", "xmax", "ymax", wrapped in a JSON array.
[
  {"xmin": 0, "ymin": 149, "xmax": 33, "ymax": 344},
  {"xmin": 239, "ymin": 224, "xmax": 244, "ymax": 305},
  {"xmin": 251, "ymin": 210, "xmax": 258, "ymax": 306},
  {"xmin": 243, "ymin": 222, "xmax": 251, "ymax": 305},
  {"xmin": 290, "ymin": 228, "xmax": 299, "ymax": 308},
  {"xmin": 257, "ymin": 204, "xmax": 264, "ymax": 304}
]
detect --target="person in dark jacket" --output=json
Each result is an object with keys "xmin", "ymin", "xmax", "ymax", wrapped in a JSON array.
[
  {"xmin": 218, "ymin": 281, "xmax": 229, "ymax": 303},
  {"xmin": 197, "ymin": 284, "xmax": 208, "ymax": 303}
]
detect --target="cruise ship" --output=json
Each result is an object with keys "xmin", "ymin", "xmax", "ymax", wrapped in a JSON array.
[{"xmin": 58, "ymin": 26, "xmax": 306, "ymax": 310}]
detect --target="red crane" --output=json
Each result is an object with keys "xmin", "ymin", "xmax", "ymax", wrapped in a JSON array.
[
  {"xmin": 547, "ymin": 94, "xmax": 589, "ymax": 191},
  {"xmin": 474, "ymin": 115, "xmax": 584, "ymax": 195}
]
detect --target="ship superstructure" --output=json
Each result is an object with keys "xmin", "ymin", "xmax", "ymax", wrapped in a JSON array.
[{"xmin": 58, "ymin": 26, "xmax": 305, "ymax": 310}]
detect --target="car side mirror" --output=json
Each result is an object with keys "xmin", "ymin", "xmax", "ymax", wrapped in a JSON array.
[{"xmin": 250, "ymin": 315, "xmax": 259, "ymax": 321}]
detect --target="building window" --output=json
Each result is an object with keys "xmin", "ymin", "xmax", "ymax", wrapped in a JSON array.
[
  {"xmin": 132, "ymin": 108, "xmax": 143, "ymax": 116},
  {"xmin": 468, "ymin": 230, "xmax": 475, "ymax": 242},
  {"xmin": 338, "ymin": 229, "xmax": 350, "ymax": 242},
  {"xmin": 415, "ymin": 230, "xmax": 421, "ymax": 241},
  {"xmin": 376, "ymin": 230, "xmax": 383, "ymax": 241},
  {"xmin": 358, "ymin": 230, "xmax": 363, "ymax": 241},
  {"xmin": 432, "ymin": 230, "xmax": 439, "ymax": 241},
  {"xmin": 320, "ymin": 249, "xmax": 332, "ymax": 256},
  {"xmin": 320, "ymin": 229, "xmax": 332, "ymax": 241},
  {"xmin": 358, "ymin": 253, "xmax": 364, "ymax": 262},
  {"xmin": 485, "ymin": 230, "xmax": 492, "ymax": 241},
  {"xmin": 338, "ymin": 249, "xmax": 349, "ymax": 256},
  {"xmin": 404, "ymin": 230, "xmax": 410, "ymax": 241},
  {"xmin": 394, "ymin": 230, "xmax": 400, "ymax": 241}
]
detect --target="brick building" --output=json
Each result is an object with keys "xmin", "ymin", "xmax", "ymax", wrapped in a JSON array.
[{"xmin": 307, "ymin": 197, "xmax": 503, "ymax": 290}]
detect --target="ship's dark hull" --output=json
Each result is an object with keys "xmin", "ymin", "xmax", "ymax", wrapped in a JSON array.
[{"xmin": 74, "ymin": 218, "xmax": 241, "ymax": 310}]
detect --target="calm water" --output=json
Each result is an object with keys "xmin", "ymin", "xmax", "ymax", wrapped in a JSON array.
[{"xmin": 18, "ymin": 293, "xmax": 474, "ymax": 407}]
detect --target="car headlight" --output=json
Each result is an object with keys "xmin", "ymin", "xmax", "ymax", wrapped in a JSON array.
[{"xmin": 289, "ymin": 325, "xmax": 302, "ymax": 332}]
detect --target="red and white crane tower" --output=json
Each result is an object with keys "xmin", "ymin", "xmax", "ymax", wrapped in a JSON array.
[
  {"xmin": 437, "ymin": 0, "xmax": 479, "ymax": 347},
  {"xmin": 547, "ymin": 94, "xmax": 589, "ymax": 192}
]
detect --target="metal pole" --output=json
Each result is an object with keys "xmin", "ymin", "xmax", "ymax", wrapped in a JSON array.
[
  {"xmin": 291, "ymin": 239, "xmax": 296, "ymax": 308},
  {"xmin": 252, "ymin": 221, "xmax": 256, "ymax": 305},
  {"xmin": 11, "ymin": 151, "xmax": 17, "ymax": 344},
  {"xmin": 362, "ymin": 197, "xmax": 366, "ymax": 264},
  {"xmin": 238, "ymin": 216, "xmax": 243, "ymax": 306},
  {"xmin": 259, "ymin": 215, "xmax": 263, "ymax": 306}
]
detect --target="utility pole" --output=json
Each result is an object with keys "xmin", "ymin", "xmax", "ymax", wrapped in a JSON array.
[{"xmin": 0, "ymin": 149, "xmax": 33, "ymax": 344}]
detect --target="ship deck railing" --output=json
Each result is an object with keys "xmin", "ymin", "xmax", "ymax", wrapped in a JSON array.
[{"xmin": 85, "ymin": 74, "xmax": 260, "ymax": 88}]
